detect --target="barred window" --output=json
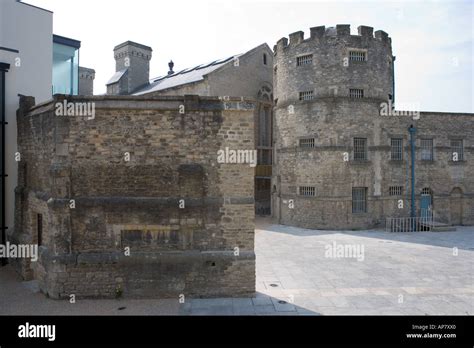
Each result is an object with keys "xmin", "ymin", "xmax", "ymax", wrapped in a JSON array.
[
  {"xmin": 299, "ymin": 138, "xmax": 315, "ymax": 148},
  {"xmin": 299, "ymin": 91, "xmax": 314, "ymax": 101},
  {"xmin": 421, "ymin": 187, "xmax": 432, "ymax": 196},
  {"xmin": 353, "ymin": 137, "xmax": 367, "ymax": 161},
  {"xmin": 299, "ymin": 186, "xmax": 315, "ymax": 196},
  {"xmin": 389, "ymin": 186, "xmax": 403, "ymax": 196},
  {"xmin": 450, "ymin": 139, "xmax": 464, "ymax": 161},
  {"xmin": 352, "ymin": 187, "xmax": 367, "ymax": 213},
  {"xmin": 420, "ymin": 139, "xmax": 434, "ymax": 161},
  {"xmin": 297, "ymin": 54, "xmax": 313, "ymax": 66},
  {"xmin": 391, "ymin": 138, "xmax": 403, "ymax": 161},
  {"xmin": 349, "ymin": 88, "xmax": 364, "ymax": 99},
  {"xmin": 349, "ymin": 51, "xmax": 366, "ymax": 62}
]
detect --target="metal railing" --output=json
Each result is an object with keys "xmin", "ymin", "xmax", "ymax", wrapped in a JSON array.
[{"xmin": 385, "ymin": 210, "xmax": 434, "ymax": 232}]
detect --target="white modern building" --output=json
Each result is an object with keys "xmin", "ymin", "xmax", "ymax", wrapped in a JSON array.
[
  {"xmin": 0, "ymin": 0, "xmax": 52, "ymax": 258},
  {"xmin": 0, "ymin": 0, "xmax": 86, "ymax": 259}
]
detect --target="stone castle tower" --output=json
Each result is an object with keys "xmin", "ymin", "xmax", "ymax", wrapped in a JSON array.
[
  {"xmin": 272, "ymin": 25, "xmax": 397, "ymax": 229},
  {"xmin": 273, "ymin": 25, "xmax": 394, "ymax": 105}
]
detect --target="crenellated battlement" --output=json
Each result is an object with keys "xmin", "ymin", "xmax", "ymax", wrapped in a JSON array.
[
  {"xmin": 273, "ymin": 23, "xmax": 394, "ymax": 107},
  {"xmin": 274, "ymin": 25, "xmax": 391, "ymax": 53}
]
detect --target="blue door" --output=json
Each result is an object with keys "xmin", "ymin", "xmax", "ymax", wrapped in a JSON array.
[{"xmin": 420, "ymin": 194, "xmax": 432, "ymax": 219}]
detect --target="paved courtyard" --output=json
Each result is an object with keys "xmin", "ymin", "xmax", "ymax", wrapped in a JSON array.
[{"xmin": 0, "ymin": 218, "xmax": 472, "ymax": 315}]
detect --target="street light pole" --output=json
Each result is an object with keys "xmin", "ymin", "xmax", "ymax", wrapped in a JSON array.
[{"xmin": 409, "ymin": 125, "xmax": 417, "ymax": 222}]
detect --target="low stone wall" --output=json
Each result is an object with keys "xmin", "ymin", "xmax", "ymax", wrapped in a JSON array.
[{"xmin": 36, "ymin": 249, "xmax": 255, "ymax": 299}]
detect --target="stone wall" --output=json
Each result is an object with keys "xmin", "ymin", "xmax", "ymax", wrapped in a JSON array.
[
  {"xmin": 272, "ymin": 25, "xmax": 474, "ymax": 229},
  {"xmin": 273, "ymin": 97, "xmax": 474, "ymax": 229},
  {"xmin": 14, "ymin": 94, "xmax": 256, "ymax": 299},
  {"xmin": 136, "ymin": 44, "xmax": 275, "ymax": 216}
]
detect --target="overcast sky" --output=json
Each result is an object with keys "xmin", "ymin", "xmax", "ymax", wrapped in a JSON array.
[{"xmin": 27, "ymin": 0, "xmax": 473, "ymax": 113}]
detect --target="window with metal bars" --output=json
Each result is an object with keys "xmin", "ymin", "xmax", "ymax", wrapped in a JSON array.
[
  {"xmin": 297, "ymin": 54, "xmax": 313, "ymax": 66},
  {"xmin": 349, "ymin": 51, "xmax": 366, "ymax": 62},
  {"xmin": 353, "ymin": 138, "xmax": 367, "ymax": 161},
  {"xmin": 349, "ymin": 88, "xmax": 364, "ymax": 98},
  {"xmin": 450, "ymin": 139, "xmax": 464, "ymax": 161},
  {"xmin": 299, "ymin": 186, "xmax": 315, "ymax": 196},
  {"xmin": 421, "ymin": 187, "xmax": 432, "ymax": 195},
  {"xmin": 420, "ymin": 139, "xmax": 434, "ymax": 161},
  {"xmin": 299, "ymin": 138, "xmax": 315, "ymax": 148},
  {"xmin": 389, "ymin": 186, "xmax": 403, "ymax": 196},
  {"xmin": 352, "ymin": 187, "xmax": 367, "ymax": 213},
  {"xmin": 299, "ymin": 91, "xmax": 314, "ymax": 101},
  {"xmin": 391, "ymin": 138, "xmax": 403, "ymax": 161}
]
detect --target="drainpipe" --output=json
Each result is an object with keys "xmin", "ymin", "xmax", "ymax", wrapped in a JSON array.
[
  {"xmin": 0, "ymin": 62, "xmax": 10, "ymax": 266},
  {"xmin": 409, "ymin": 125, "xmax": 417, "ymax": 221}
]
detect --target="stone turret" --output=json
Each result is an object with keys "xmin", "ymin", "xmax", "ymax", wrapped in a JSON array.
[
  {"xmin": 273, "ymin": 24, "xmax": 394, "ymax": 105},
  {"xmin": 272, "ymin": 24, "xmax": 396, "ymax": 229}
]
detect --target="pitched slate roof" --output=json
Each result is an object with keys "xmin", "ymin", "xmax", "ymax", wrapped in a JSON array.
[
  {"xmin": 133, "ymin": 55, "xmax": 241, "ymax": 95},
  {"xmin": 107, "ymin": 68, "xmax": 127, "ymax": 85}
]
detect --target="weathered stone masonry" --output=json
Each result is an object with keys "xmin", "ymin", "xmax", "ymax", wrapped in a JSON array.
[
  {"xmin": 272, "ymin": 25, "xmax": 474, "ymax": 230},
  {"xmin": 13, "ymin": 94, "xmax": 256, "ymax": 299}
]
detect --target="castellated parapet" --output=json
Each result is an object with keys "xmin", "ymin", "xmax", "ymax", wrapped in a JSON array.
[{"xmin": 273, "ymin": 25, "xmax": 394, "ymax": 106}]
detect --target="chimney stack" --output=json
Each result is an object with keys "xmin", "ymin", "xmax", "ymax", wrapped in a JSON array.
[
  {"xmin": 107, "ymin": 41, "xmax": 152, "ymax": 95},
  {"xmin": 79, "ymin": 66, "xmax": 95, "ymax": 95}
]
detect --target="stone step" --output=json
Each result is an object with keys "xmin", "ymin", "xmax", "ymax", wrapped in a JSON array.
[
  {"xmin": 420, "ymin": 220, "xmax": 457, "ymax": 232},
  {"xmin": 432, "ymin": 225, "xmax": 457, "ymax": 232}
]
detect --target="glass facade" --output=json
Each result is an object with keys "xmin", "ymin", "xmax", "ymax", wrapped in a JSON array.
[{"xmin": 52, "ymin": 35, "xmax": 80, "ymax": 95}]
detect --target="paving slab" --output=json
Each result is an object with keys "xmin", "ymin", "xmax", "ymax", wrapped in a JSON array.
[{"xmin": 0, "ymin": 218, "xmax": 472, "ymax": 315}]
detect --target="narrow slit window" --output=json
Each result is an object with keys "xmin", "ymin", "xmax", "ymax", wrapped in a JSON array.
[{"xmin": 37, "ymin": 213, "xmax": 43, "ymax": 246}]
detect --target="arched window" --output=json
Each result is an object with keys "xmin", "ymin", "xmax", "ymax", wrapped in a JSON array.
[
  {"xmin": 451, "ymin": 187, "xmax": 463, "ymax": 196},
  {"xmin": 263, "ymin": 53, "xmax": 267, "ymax": 65}
]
